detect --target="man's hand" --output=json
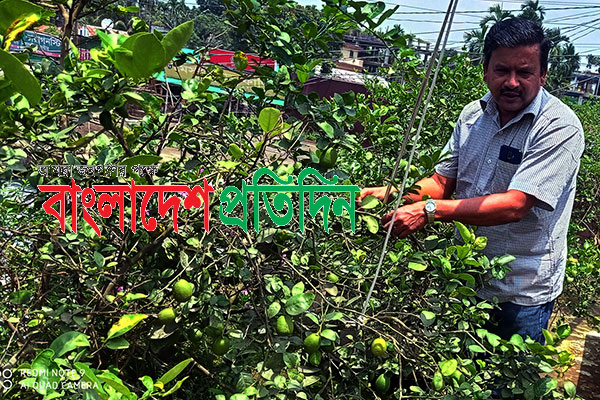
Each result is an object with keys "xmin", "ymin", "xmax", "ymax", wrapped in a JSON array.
[
  {"xmin": 359, "ymin": 186, "xmax": 397, "ymax": 202},
  {"xmin": 381, "ymin": 202, "xmax": 427, "ymax": 238}
]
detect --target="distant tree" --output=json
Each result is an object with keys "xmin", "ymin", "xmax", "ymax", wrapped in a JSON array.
[
  {"xmin": 463, "ymin": 5, "xmax": 511, "ymax": 63},
  {"xmin": 462, "ymin": 1, "xmax": 579, "ymax": 92},
  {"xmin": 195, "ymin": 0, "xmax": 226, "ymax": 15},
  {"xmin": 481, "ymin": 5, "xmax": 513, "ymax": 27},
  {"xmin": 464, "ymin": 25, "xmax": 488, "ymax": 61},
  {"xmin": 155, "ymin": 0, "xmax": 189, "ymax": 29},
  {"xmin": 519, "ymin": 0, "xmax": 545, "ymax": 24},
  {"xmin": 587, "ymin": 55, "xmax": 600, "ymax": 72},
  {"xmin": 547, "ymin": 42, "xmax": 580, "ymax": 93},
  {"xmin": 545, "ymin": 26, "xmax": 569, "ymax": 48}
]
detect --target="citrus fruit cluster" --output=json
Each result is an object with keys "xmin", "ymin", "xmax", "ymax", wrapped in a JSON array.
[{"xmin": 156, "ymin": 279, "xmax": 195, "ymax": 325}]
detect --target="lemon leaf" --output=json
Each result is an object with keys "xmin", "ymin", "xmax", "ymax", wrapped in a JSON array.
[
  {"xmin": 361, "ymin": 195, "xmax": 380, "ymax": 210},
  {"xmin": 158, "ymin": 358, "xmax": 193, "ymax": 386},
  {"xmin": 258, "ymin": 107, "xmax": 281, "ymax": 132},
  {"xmin": 285, "ymin": 292, "xmax": 315, "ymax": 315},
  {"xmin": 420, "ymin": 310, "xmax": 436, "ymax": 327},
  {"xmin": 106, "ymin": 314, "xmax": 147, "ymax": 340},
  {"xmin": 408, "ymin": 261, "xmax": 427, "ymax": 271},
  {"xmin": 439, "ymin": 359, "xmax": 457, "ymax": 376},
  {"xmin": 0, "ymin": 48, "xmax": 41, "ymax": 105},
  {"xmin": 361, "ymin": 215, "xmax": 379, "ymax": 234}
]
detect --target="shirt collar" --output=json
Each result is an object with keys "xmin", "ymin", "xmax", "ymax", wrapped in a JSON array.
[{"xmin": 479, "ymin": 87, "xmax": 547, "ymax": 127}]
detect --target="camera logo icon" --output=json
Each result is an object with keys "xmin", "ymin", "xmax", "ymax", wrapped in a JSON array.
[{"xmin": 1, "ymin": 369, "xmax": 13, "ymax": 390}]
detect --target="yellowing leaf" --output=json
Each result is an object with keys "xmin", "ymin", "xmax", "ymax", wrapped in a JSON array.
[
  {"xmin": 408, "ymin": 261, "xmax": 427, "ymax": 271},
  {"xmin": 0, "ymin": 0, "xmax": 44, "ymax": 34},
  {"xmin": 106, "ymin": 314, "xmax": 147, "ymax": 340},
  {"xmin": 439, "ymin": 359, "xmax": 457, "ymax": 376},
  {"xmin": 3, "ymin": 13, "xmax": 40, "ymax": 50},
  {"xmin": 361, "ymin": 215, "xmax": 379, "ymax": 234}
]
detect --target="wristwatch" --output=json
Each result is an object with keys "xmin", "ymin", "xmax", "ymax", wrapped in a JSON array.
[{"xmin": 424, "ymin": 199, "xmax": 437, "ymax": 224}]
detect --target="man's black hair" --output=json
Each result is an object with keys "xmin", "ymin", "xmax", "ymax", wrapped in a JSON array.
[{"xmin": 483, "ymin": 18, "xmax": 551, "ymax": 73}]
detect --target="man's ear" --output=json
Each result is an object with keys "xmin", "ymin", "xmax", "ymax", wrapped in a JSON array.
[
  {"xmin": 540, "ymin": 69, "xmax": 547, "ymax": 86},
  {"xmin": 483, "ymin": 63, "xmax": 489, "ymax": 83}
]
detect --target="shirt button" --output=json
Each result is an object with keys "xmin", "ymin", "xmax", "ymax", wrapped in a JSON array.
[{"xmin": 487, "ymin": 159, "xmax": 491, "ymax": 164}]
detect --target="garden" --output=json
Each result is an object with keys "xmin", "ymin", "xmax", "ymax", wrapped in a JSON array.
[{"xmin": 1, "ymin": 0, "xmax": 600, "ymax": 399}]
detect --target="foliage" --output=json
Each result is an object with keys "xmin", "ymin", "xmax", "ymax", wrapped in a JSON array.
[
  {"xmin": 586, "ymin": 55, "xmax": 600, "ymax": 72},
  {"xmin": 559, "ymin": 99, "xmax": 600, "ymax": 324},
  {"xmin": 0, "ymin": 0, "xmax": 591, "ymax": 399},
  {"xmin": 462, "ymin": 0, "xmax": 580, "ymax": 93}
]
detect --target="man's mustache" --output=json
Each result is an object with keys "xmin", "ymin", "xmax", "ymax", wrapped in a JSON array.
[{"xmin": 501, "ymin": 89, "xmax": 521, "ymax": 96}]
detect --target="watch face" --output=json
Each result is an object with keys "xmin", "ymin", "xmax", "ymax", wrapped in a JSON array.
[{"xmin": 425, "ymin": 202, "xmax": 435, "ymax": 212}]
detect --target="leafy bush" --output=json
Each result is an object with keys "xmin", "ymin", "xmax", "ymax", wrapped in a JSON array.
[{"xmin": 0, "ymin": 0, "xmax": 587, "ymax": 399}]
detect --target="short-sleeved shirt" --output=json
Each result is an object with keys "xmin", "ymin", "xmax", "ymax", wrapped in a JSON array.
[{"xmin": 435, "ymin": 87, "xmax": 584, "ymax": 306}]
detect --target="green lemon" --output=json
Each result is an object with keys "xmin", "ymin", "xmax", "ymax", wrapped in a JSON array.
[
  {"xmin": 173, "ymin": 279, "xmax": 194, "ymax": 303},
  {"xmin": 190, "ymin": 328, "xmax": 203, "ymax": 343},
  {"xmin": 374, "ymin": 373, "xmax": 390, "ymax": 394},
  {"xmin": 308, "ymin": 351, "xmax": 322, "ymax": 366},
  {"xmin": 371, "ymin": 337, "xmax": 387, "ymax": 357},
  {"xmin": 158, "ymin": 308, "xmax": 176, "ymax": 324},
  {"xmin": 304, "ymin": 333, "xmax": 321, "ymax": 353},
  {"xmin": 276, "ymin": 315, "xmax": 294, "ymax": 336},
  {"xmin": 319, "ymin": 148, "xmax": 338, "ymax": 169},
  {"xmin": 326, "ymin": 272, "xmax": 339, "ymax": 283},
  {"xmin": 212, "ymin": 337, "xmax": 231, "ymax": 356},
  {"xmin": 433, "ymin": 370, "xmax": 444, "ymax": 391},
  {"xmin": 409, "ymin": 164, "xmax": 420, "ymax": 178}
]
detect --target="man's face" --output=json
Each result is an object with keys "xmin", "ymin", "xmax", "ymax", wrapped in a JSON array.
[{"xmin": 483, "ymin": 44, "xmax": 547, "ymax": 124}]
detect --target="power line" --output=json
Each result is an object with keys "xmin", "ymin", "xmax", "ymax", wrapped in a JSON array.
[
  {"xmin": 386, "ymin": 19, "xmax": 481, "ymax": 25},
  {"xmin": 388, "ymin": 4, "xmax": 600, "ymax": 14},
  {"xmin": 544, "ymin": 9, "xmax": 600, "ymax": 23}
]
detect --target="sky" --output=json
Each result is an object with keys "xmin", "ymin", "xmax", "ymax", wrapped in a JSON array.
[{"xmin": 294, "ymin": 0, "xmax": 600, "ymax": 64}]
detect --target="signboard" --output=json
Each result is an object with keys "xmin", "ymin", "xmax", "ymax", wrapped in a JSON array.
[
  {"xmin": 164, "ymin": 63, "xmax": 267, "ymax": 92},
  {"xmin": 164, "ymin": 49, "xmax": 277, "ymax": 92},
  {"xmin": 10, "ymin": 31, "xmax": 62, "ymax": 58},
  {"xmin": 207, "ymin": 49, "xmax": 277, "ymax": 71},
  {"xmin": 9, "ymin": 30, "xmax": 91, "ymax": 60}
]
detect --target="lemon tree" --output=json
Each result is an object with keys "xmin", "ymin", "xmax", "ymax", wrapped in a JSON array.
[{"xmin": 0, "ymin": 0, "xmax": 583, "ymax": 399}]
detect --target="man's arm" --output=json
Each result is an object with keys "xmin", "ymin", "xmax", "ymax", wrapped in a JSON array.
[
  {"xmin": 382, "ymin": 189, "xmax": 538, "ymax": 238},
  {"xmin": 360, "ymin": 172, "xmax": 457, "ymax": 203}
]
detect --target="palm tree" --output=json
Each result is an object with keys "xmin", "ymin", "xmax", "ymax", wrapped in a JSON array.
[
  {"xmin": 481, "ymin": 5, "xmax": 513, "ymax": 27},
  {"xmin": 519, "ymin": 0, "xmax": 545, "ymax": 24},
  {"xmin": 547, "ymin": 42, "xmax": 580, "ymax": 92},
  {"xmin": 464, "ymin": 25, "xmax": 488, "ymax": 62},
  {"xmin": 587, "ymin": 55, "xmax": 600, "ymax": 72},
  {"xmin": 562, "ymin": 42, "xmax": 580, "ymax": 74}
]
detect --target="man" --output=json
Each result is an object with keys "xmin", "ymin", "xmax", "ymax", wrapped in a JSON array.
[{"xmin": 361, "ymin": 18, "xmax": 584, "ymax": 344}]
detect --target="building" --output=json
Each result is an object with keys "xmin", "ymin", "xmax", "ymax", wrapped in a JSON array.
[
  {"xmin": 564, "ymin": 71, "xmax": 600, "ymax": 104},
  {"xmin": 336, "ymin": 43, "xmax": 364, "ymax": 72}
]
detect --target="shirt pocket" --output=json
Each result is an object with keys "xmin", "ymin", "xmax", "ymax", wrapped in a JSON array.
[{"xmin": 489, "ymin": 160, "xmax": 519, "ymax": 193}]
